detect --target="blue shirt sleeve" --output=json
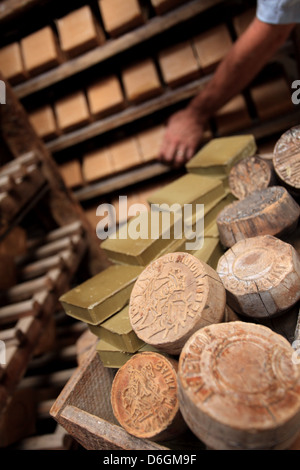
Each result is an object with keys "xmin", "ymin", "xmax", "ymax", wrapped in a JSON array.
[{"xmin": 257, "ymin": 0, "xmax": 300, "ymax": 24}]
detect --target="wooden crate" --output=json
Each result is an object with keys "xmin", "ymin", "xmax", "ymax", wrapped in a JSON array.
[{"xmin": 50, "ymin": 347, "xmax": 206, "ymax": 450}]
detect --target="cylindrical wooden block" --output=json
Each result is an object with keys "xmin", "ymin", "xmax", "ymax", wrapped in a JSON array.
[
  {"xmin": 178, "ymin": 321, "xmax": 300, "ymax": 450},
  {"xmin": 228, "ymin": 155, "xmax": 275, "ymax": 199},
  {"xmin": 273, "ymin": 125, "xmax": 300, "ymax": 194},
  {"xmin": 111, "ymin": 351, "xmax": 187, "ymax": 441},
  {"xmin": 129, "ymin": 252, "xmax": 226, "ymax": 355},
  {"xmin": 216, "ymin": 186, "xmax": 300, "ymax": 248},
  {"xmin": 217, "ymin": 235, "xmax": 300, "ymax": 318}
]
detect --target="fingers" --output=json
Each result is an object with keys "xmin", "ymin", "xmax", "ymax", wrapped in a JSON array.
[{"xmin": 159, "ymin": 139, "xmax": 195, "ymax": 167}]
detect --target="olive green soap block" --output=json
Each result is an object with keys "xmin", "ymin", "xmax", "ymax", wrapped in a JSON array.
[
  {"xmin": 59, "ymin": 264, "xmax": 144, "ymax": 325},
  {"xmin": 186, "ymin": 135, "xmax": 257, "ymax": 177},
  {"xmin": 89, "ymin": 305, "xmax": 144, "ymax": 352},
  {"xmin": 96, "ymin": 338, "xmax": 164, "ymax": 368},
  {"xmin": 191, "ymin": 237, "xmax": 224, "ymax": 270},
  {"xmin": 96, "ymin": 338, "xmax": 136, "ymax": 368},
  {"xmin": 101, "ymin": 210, "xmax": 177, "ymax": 266},
  {"xmin": 147, "ymin": 173, "xmax": 225, "ymax": 210}
]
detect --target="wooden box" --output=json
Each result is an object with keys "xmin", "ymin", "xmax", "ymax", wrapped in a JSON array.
[
  {"xmin": 87, "ymin": 75, "xmax": 125, "ymax": 118},
  {"xmin": 29, "ymin": 105, "xmax": 59, "ymax": 140},
  {"xmin": 98, "ymin": 0, "xmax": 145, "ymax": 37},
  {"xmin": 158, "ymin": 40, "xmax": 200, "ymax": 88},
  {"xmin": 0, "ymin": 43, "xmax": 27, "ymax": 84},
  {"xmin": 122, "ymin": 58, "xmax": 163, "ymax": 103},
  {"xmin": 56, "ymin": 6, "xmax": 106, "ymax": 58},
  {"xmin": 21, "ymin": 26, "xmax": 63, "ymax": 76},
  {"xmin": 50, "ymin": 348, "xmax": 204, "ymax": 450},
  {"xmin": 54, "ymin": 91, "xmax": 91, "ymax": 132}
]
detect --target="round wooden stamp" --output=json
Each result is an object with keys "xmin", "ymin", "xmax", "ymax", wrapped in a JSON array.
[
  {"xmin": 129, "ymin": 252, "xmax": 226, "ymax": 355},
  {"xmin": 217, "ymin": 235, "xmax": 300, "ymax": 318},
  {"xmin": 228, "ymin": 155, "xmax": 275, "ymax": 199},
  {"xmin": 111, "ymin": 351, "xmax": 186, "ymax": 441},
  {"xmin": 217, "ymin": 186, "xmax": 300, "ymax": 248},
  {"xmin": 178, "ymin": 321, "xmax": 300, "ymax": 450},
  {"xmin": 273, "ymin": 125, "xmax": 300, "ymax": 194}
]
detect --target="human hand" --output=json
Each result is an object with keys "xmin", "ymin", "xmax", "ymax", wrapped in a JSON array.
[{"xmin": 159, "ymin": 107, "xmax": 206, "ymax": 167}]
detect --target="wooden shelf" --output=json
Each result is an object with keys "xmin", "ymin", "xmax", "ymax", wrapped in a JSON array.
[
  {"xmin": 46, "ymin": 75, "xmax": 212, "ymax": 154},
  {"xmin": 73, "ymin": 108, "xmax": 300, "ymax": 203},
  {"xmin": 13, "ymin": 0, "xmax": 223, "ymax": 99},
  {"xmin": 0, "ymin": 0, "xmax": 41, "ymax": 22},
  {"xmin": 234, "ymin": 109, "xmax": 300, "ymax": 141},
  {"xmin": 0, "ymin": 223, "xmax": 87, "ymax": 415},
  {"xmin": 74, "ymin": 161, "xmax": 171, "ymax": 202}
]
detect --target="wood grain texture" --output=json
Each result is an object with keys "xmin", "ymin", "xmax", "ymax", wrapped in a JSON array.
[
  {"xmin": 216, "ymin": 186, "xmax": 300, "ymax": 247},
  {"xmin": 217, "ymin": 235, "xmax": 300, "ymax": 318},
  {"xmin": 273, "ymin": 125, "xmax": 300, "ymax": 194},
  {"xmin": 129, "ymin": 252, "xmax": 226, "ymax": 355},
  {"xmin": 228, "ymin": 155, "xmax": 276, "ymax": 199},
  {"xmin": 111, "ymin": 352, "xmax": 187, "ymax": 441},
  {"xmin": 178, "ymin": 321, "xmax": 300, "ymax": 450}
]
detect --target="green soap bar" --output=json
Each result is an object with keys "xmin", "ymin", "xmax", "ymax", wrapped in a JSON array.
[
  {"xmin": 96, "ymin": 338, "xmax": 163, "ymax": 368},
  {"xmin": 204, "ymin": 193, "xmax": 236, "ymax": 232},
  {"xmin": 101, "ymin": 210, "xmax": 178, "ymax": 266},
  {"xmin": 59, "ymin": 264, "xmax": 143, "ymax": 325},
  {"xmin": 186, "ymin": 135, "xmax": 257, "ymax": 176},
  {"xmin": 89, "ymin": 305, "xmax": 144, "ymax": 353},
  {"xmin": 152, "ymin": 191, "xmax": 226, "ymax": 258},
  {"xmin": 147, "ymin": 173, "xmax": 225, "ymax": 209},
  {"xmin": 191, "ymin": 237, "xmax": 224, "ymax": 270},
  {"xmin": 96, "ymin": 338, "xmax": 136, "ymax": 368}
]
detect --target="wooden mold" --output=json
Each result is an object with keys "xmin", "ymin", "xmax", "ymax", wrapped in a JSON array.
[
  {"xmin": 129, "ymin": 252, "xmax": 226, "ymax": 355},
  {"xmin": 177, "ymin": 321, "xmax": 300, "ymax": 450},
  {"xmin": 228, "ymin": 155, "xmax": 276, "ymax": 199},
  {"xmin": 111, "ymin": 351, "xmax": 187, "ymax": 442},
  {"xmin": 216, "ymin": 186, "xmax": 300, "ymax": 248},
  {"xmin": 216, "ymin": 235, "xmax": 300, "ymax": 318},
  {"xmin": 273, "ymin": 125, "xmax": 300, "ymax": 195}
]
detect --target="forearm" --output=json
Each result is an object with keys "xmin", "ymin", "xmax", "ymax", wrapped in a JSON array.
[{"xmin": 189, "ymin": 18, "xmax": 295, "ymax": 121}]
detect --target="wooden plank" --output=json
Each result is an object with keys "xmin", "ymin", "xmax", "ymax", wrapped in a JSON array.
[
  {"xmin": 0, "ymin": 0, "xmax": 41, "ymax": 22},
  {"xmin": 46, "ymin": 75, "xmax": 212, "ymax": 153},
  {"xmin": 74, "ymin": 161, "xmax": 171, "ymax": 201},
  {"xmin": 14, "ymin": 0, "xmax": 223, "ymax": 99}
]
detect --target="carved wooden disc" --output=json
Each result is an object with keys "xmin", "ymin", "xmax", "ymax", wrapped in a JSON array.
[
  {"xmin": 217, "ymin": 186, "xmax": 300, "ymax": 247},
  {"xmin": 228, "ymin": 155, "xmax": 274, "ymax": 199},
  {"xmin": 216, "ymin": 235, "xmax": 300, "ymax": 318},
  {"xmin": 129, "ymin": 252, "xmax": 226, "ymax": 355},
  {"xmin": 273, "ymin": 125, "xmax": 300, "ymax": 193},
  {"xmin": 178, "ymin": 321, "xmax": 300, "ymax": 450},
  {"xmin": 111, "ymin": 351, "xmax": 185, "ymax": 441}
]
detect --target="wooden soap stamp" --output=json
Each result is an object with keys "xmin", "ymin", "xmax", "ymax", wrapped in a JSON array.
[
  {"xmin": 129, "ymin": 252, "xmax": 226, "ymax": 355},
  {"xmin": 111, "ymin": 351, "xmax": 186, "ymax": 441},
  {"xmin": 216, "ymin": 235, "xmax": 300, "ymax": 318},
  {"xmin": 178, "ymin": 321, "xmax": 300, "ymax": 450}
]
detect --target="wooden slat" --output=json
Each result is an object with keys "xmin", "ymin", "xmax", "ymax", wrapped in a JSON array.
[
  {"xmin": 74, "ymin": 161, "xmax": 171, "ymax": 201},
  {"xmin": 0, "ymin": 0, "xmax": 41, "ymax": 22},
  {"xmin": 14, "ymin": 0, "xmax": 223, "ymax": 99},
  {"xmin": 45, "ymin": 75, "xmax": 211, "ymax": 153}
]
